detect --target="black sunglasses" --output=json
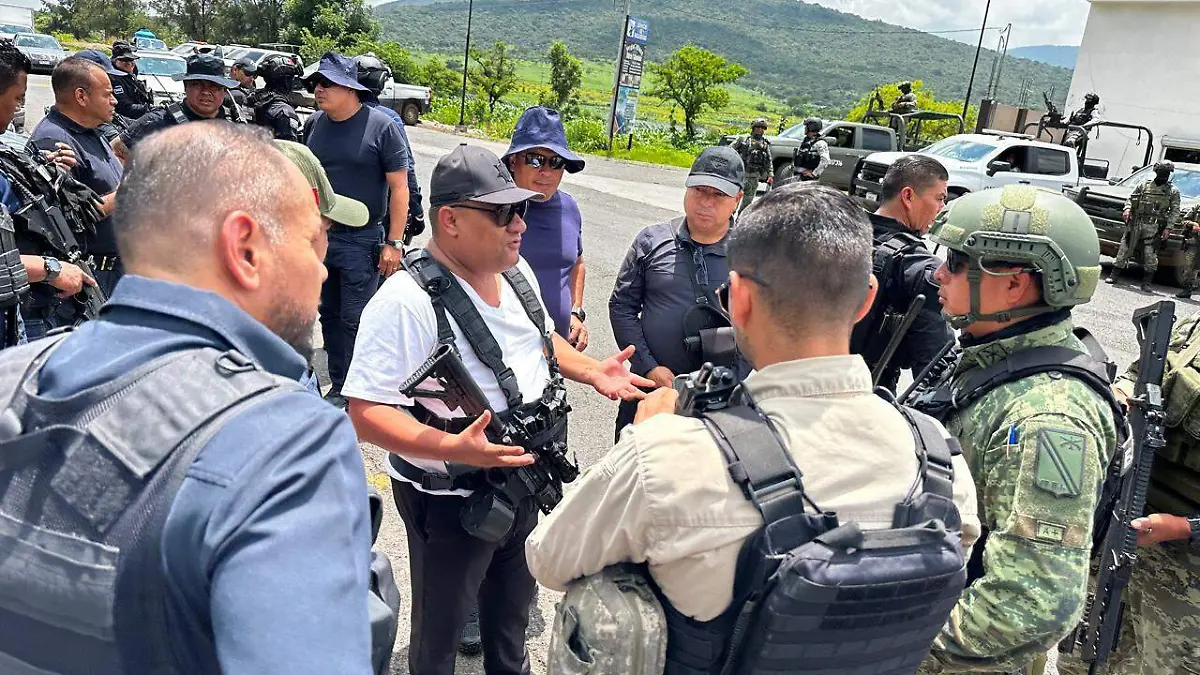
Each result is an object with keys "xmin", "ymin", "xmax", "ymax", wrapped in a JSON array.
[
  {"xmin": 717, "ymin": 269, "xmax": 772, "ymax": 312},
  {"xmin": 452, "ymin": 201, "xmax": 529, "ymax": 227},
  {"xmin": 945, "ymin": 249, "xmax": 971, "ymax": 274},
  {"xmin": 523, "ymin": 152, "xmax": 568, "ymax": 170}
]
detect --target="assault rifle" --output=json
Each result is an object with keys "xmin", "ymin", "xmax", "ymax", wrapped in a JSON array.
[
  {"xmin": 400, "ymin": 343, "xmax": 578, "ymax": 541},
  {"xmin": 1059, "ymin": 300, "xmax": 1175, "ymax": 673},
  {"xmin": 674, "ymin": 362, "xmax": 740, "ymax": 417}
]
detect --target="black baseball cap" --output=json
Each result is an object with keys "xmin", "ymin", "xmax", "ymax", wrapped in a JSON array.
[
  {"xmin": 685, "ymin": 146, "xmax": 745, "ymax": 197},
  {"xmin": 430, "ymin": 144, "xmax": 542, "ymax": 208},
  {"xmin": 172, "ymin": 54, "xmax": 239, "ymax": 89},
  {"xmin": 233, "ymin": 56, "xmax": 258, "ymax": 74},
  {"xmin": 111, "ymin": 41, "xmax": 139, "ymax": 61}
]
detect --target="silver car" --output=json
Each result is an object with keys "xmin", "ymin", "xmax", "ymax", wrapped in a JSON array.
[{"xmin": 13, "ymin": 33, "xmax": 66, "ymax": 74}]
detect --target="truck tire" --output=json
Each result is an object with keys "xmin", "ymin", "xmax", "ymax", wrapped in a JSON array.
[
  {"xmin": 774, "ymin": 160, "xmax": 794, "ymax": 185},
  {"xmin": 401, "ymin": 101, "xmax": 421, "ymax": 126}
]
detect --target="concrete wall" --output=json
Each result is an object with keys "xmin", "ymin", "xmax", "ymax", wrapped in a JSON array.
[{"xmin": 1067, "ymin": 0, "xmax": 1200, "ymax": 177}]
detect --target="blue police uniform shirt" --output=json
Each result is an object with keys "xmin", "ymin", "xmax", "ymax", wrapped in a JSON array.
[
  {"xmin": 0, "ymin": 171, "xmax": 19, "ymax": 214},
  {"xmin": 36, "ymin": 275, "xmax": 373, "ymax": 674},
  {"xmin": 363, "ymin": 101, "xmax": 419, "ymax": 196},
  {"xmin": 30, "ymin": 107, "xmax": 125, "ymax": 253},
  {"xmin": 304, "ymin": 105, "xmax": 411, "ymax": 229}
]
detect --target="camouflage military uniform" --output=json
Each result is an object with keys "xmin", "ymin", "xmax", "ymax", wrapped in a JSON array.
[
  {"xmin": 733, "ymin": 129, "xmax": 772, "ymax": 214},
  {"xmin": 1059, "ymin": 312, "xmax": 1200, "ymax": 675},
  {"xmin": 1175, "ymin": 204, "xmax": 1200, "ymax": 297},
  {"xmin": 1114, "ymin": 178, "xmax": 1181, "ymax": 277},
  {"xmin": 918, "ymin": 318, "xmax": 1119, "ymax": 674}
]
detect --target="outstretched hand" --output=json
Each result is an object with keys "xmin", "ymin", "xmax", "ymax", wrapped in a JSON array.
[
  {"xmin": 589, "ymin": 345, "xmax": 655, "ymax": 401},
  {"xmin": 446, "ymin": 410, "xmax": 535, "ymax": 469}
]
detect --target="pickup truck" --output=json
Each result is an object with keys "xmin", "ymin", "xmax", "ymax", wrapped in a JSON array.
[
  {"xmin": 851, "ymin": 131, "xmax": 1110, "ymax": 206},
  {"xmin": 721, "ymin": 120, "xmax": 897, "ymax": 193},
  {"xmin": 293, "ymin": 61, "xmax": 431, "ymax": 125},
  {"xmin": 1064, "ymin": 162, "xmax": 1200, "ymax": 285}
]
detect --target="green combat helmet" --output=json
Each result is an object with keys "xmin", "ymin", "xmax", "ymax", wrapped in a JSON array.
[
  {"xmin": 928, "ymin": 184, "xmax": 1101, "ymax": 329},
  {"xmin": 751, "ymin": 118, "xmax": 768, "ymax": 130}
]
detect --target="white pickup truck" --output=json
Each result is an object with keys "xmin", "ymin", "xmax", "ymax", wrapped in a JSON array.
[
  {"xmin": 851, "ymin": 131, "xmax": 1109, "ymax": 205},
  {"xmin": 293, "ymin": 61, "xmax": 431, "ymax": 126}
]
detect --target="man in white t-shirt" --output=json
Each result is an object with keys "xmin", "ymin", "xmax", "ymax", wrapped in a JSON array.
[{"xmin": 343, "ymin": 143, "xmax": 653, "ymax": 675}]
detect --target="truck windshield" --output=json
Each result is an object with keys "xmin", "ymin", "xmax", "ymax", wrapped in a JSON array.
[
  {"xmin": 138, "ymin": 56, "xmax": 186, "ymax": 77},
  {"xmin": 1120, "ymin": 166, "xmax": 1200, "ymax": 199},
  {"xmin": 16, "ymin": 35, "xmax": 62, "ymax": 50},
  {"xmin": 922, "ymin": 139, "xmax": 998, "ymax": 163}
]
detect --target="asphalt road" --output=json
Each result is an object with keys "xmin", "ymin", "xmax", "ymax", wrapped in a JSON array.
[{"xmin": 21, "ymin": 75, "xmax": 1199, "ymax": 674}]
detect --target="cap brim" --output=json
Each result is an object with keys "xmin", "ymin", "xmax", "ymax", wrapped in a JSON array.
[
  {"xmin": 685, "ymin": 174, "xmax": 742, "ymax": 198},
  {"xmin": 471, "ymin": 186, "xmax": 544, "ymax": 205},
  {"xmin": 503, "ymin": 143, "xmax": 586, "ymax": 173},
  {"xmin": 115, "ymin": 54, "xmax": 140, "ymax": 60},
  {"xmin": 326, "ymin": 194, "xmax": 370, "ymax": 228},
  {"xmin": 304, "ymin": 69, "xmax": 369, "ymax": 92},
  {"xmin": 174, "ymin": 73, "xmax": 240, "ymax": 88}
]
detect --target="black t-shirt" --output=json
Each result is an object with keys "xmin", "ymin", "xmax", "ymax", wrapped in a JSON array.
[
  {"xmin": 119, "ymin": 102, "xmax": 231, "ymax": 150},
  {"xmin": 303, "ymin": 106, "xmax": 410, "ymax": 228}
]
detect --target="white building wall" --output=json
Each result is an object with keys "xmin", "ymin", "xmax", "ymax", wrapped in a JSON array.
[{"xmin": 1067, "ymin": 0, "xmax": 1200, "ymax": 177}]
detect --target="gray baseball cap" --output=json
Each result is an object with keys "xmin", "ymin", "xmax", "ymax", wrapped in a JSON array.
[
  {"xmin": 430, "ymin": 144, "xmax": 542, "ymax": 207},
  {"xmin": 685, "ymin": 146, "xmax": 745, "ymax": 198}
]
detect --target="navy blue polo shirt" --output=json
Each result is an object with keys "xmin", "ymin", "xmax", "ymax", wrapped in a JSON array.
[
  {"xmin": 38, "ymin": 275, "xmax": 373, "ymax": 674},
  {"xmin": 304, "ymin": 105, "xmax": 410, "ymax": 228},
  {"xmin": 31, "ymin": 107, "xmax": 124, "ymax": 253}
]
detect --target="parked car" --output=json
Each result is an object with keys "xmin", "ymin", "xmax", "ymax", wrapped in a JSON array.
[
  {"xmin": 133, "ymin": 50, "xmax": 187, "ymax": 105},
  {"xmin": 852, "ymin": 131, "xmax": 1109, "ymax": 206},
  {"xmin": 722, "ymin": 120, "xmax": 898, "ymax": 193},
  {"xmin": 13, "ymin": 33, "xmax": 67, "ymax": 74},
  {"xmin": 1064, "ymin": 162, "xmax": 1200, "ymax": 285},
  {"xmin": 228, "ymin": 46, "xmax": 303, "ymax": 73},
  {"xmin": 293, "ymin": 59, "xmax": 431, "ymax": 125}
]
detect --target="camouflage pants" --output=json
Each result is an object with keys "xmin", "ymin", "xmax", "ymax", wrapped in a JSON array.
[
  {"xmin": 1114, "ymin": 224, "xmax": 1160, "ymax": 274},
  {"xmin": 1180, "ymin": 246, "xmax": 1199, "ymax": 290},
  {"xmin": 739, "ymin": 176, "xmax": 761, "ymax": 214},
  {"xmin": 1057, "ymin": 541, "xmax": 1200, "ymax": 674}
]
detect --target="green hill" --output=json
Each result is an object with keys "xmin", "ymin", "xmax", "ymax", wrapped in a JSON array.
[{"xmin": 374, "ymin": 0, "xmax": 1073, "ymax": 112}]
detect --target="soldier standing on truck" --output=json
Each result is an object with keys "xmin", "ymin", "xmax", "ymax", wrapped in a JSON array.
[
  {"xmin": 731, "ymin": 118, "xmax": 772, "ymax": 214},
  {"xmin": 792, "ymin": 118, "xmax": 830, "ymax": 183},
  {"xmin": 892, "ymin": 81, "xmax": 917, "ymax": 114},
  {"xmin": 1107, "ymin": 160, "xmax": 1181, "ymax": 291}
]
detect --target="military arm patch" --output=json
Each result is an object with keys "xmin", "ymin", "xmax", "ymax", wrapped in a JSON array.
[{"xmin": 1034, "ymin": 428, "xmax": 1086, "ymax": 497}]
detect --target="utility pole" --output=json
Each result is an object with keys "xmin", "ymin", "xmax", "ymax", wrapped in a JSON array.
[
  {"xmin": 962, "ymin": 0, "xmax": 993, "ymax": 120},
  {"xmin": 607, "ymin": 0, "xmax": 631, "ymax": 152},
  {"xmin": 457, "ymin": 0, "xmax": 474, "ymax": 131}
]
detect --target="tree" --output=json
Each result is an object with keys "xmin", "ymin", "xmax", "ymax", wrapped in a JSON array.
[
  {"xmin": 846, "ymin": 80, "xmax": 978, "ymax": 143},
  {"xmin": 40, "ymin": 0, "xmax": 143, "ymax": 39},
  {"xmin": 544, "ymin": 41, "xmax": 581, "ymax": 114},
  {"xmin": 470, "ymin": 41, "xmax": 517, "ymax": 116},
  {"xmin": 283, "ymin": 0, "xmax": 378, "ymax": 52},
  {"xmin": 646, "ymin": 45, "xmax": 747, "ymax": 139},
  {"xmin": 151, "ymin": 0, "xmax": 227, "ymax": 43},
  {"xmin": 421, "ymin": 57, "xmax": 462, "ymax": 98}
]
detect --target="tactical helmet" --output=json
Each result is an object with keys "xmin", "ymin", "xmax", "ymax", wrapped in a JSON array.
[
  {"xmin": 928, "ymin": 185, "xmax": 1100, "ymax": 329},
  {"xmin": 1155, "ymin": 160, "xmax": 1175, "ymax": 173},
  {"xmin": 354, "ymin": 53, "xmax": 390, "ymax": 95},
  {"xmin": 1084, "ymin": 92, "xmax": 1100, "ymax": 105},
  {"xmin": 898, "ymin": 81, "xmax": 913, "ymax": 92},
  {"xmin": 257, "ymin": 54, "xmax": 302, "ymax": 88},
  {"xmin": 751, "ymin": 118, "xmax": 767, "ymax": 130},
  {"xmin": 803, "ymin": 118, "xmax": 822, "ymax": 134}
]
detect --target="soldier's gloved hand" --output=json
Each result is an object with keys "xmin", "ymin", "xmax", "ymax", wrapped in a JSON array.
[{"xmin": 1131, "ymin": 513, "xmax": 1191, "ymax": 546}]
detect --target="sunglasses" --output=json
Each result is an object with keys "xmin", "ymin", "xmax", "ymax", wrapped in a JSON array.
[
  {"xmin": 523, "ymin": 152, "xmax": 568, "ymax": 170},
  {"xmin": 452, "ymin": 201, "xmax": 529, "ymax": 227},
  {"xmin": 716, "ymin": 269, "xmax": 772, "ymax": 312}
]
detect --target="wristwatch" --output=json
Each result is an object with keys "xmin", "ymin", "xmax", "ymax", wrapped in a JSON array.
[
  {"xmin": 571, "ymin": 306, "xmax": 586, "ymax": 322},
  {"xmin": 1189, "ymin": 515, "xmax": 1200, "ymax": 543},
  {"xmin": 385, "ymin": 239, "xmax": 405, "ymax": 250},
  {"xmin": 43, "ymin": 256, "xmax": 61, "ymax": 282}
]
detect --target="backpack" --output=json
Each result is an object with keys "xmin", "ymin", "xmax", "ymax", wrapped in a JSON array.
[
  {"xmin": 549, "ymin": 397, "xmax": 968, "ymax": 675},
  {"xmin": 0, "ymin": 334, "xmax": 400, "ymax": 674}
]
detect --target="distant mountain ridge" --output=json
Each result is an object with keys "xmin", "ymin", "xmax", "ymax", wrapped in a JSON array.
[
  {"xmin": 373, "ymin": 0, "xmax": 1074, "ymax": 111},
  {"xmin": 1008, "ymin": 45, "xmax": 1079, "ymax": 70}
]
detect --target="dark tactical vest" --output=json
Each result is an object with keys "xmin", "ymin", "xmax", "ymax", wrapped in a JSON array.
[
  {"xmin": 0, "ymin": 335, "xmax": 401, "ymax": 675},
  {"xmin": 741, "ymin": 136, "xmax": 771, "ymax": 175},
  {"xmin": 795, "ymin": 136, "xmax": 822, "ymax": 171},
  {"xmin": 850, "ymin": 229, "xmax": 924, "ymax": 378},
  {"xmin": 1154, "ymin": 320, "xmax": 1200, "ymax": 516}
]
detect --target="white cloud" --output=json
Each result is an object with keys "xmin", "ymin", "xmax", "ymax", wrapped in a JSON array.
[{"xmin": 809, "ymin": 0, "xmax": 1091, "ymax": 47}]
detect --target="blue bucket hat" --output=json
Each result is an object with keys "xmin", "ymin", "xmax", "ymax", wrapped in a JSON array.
[
  {"xmin": 302, "ymin": 51, "xmax": 368, "ymax": 92},
  {"xmin": 75, "ymin": 50, "xmax": 124, "ymax": 77},
  {"xmin": 503, "ymin": 106, "xmax": 585, "ymax": 174}
]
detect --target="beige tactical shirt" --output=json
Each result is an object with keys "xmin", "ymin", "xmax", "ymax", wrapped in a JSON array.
[{"xmin": 526, "ymin": 355, "xmax": 981, "ymax": 621}]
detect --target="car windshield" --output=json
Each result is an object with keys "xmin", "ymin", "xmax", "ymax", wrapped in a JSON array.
[
  {"xmin": 171, "ymin": 44, "xmax": 195, "ymax": 55},
  {"xmin": 240, "ymin": 49, "xmax": 266, "ymax": 63},
  {"xmin": 138, "ymin": 56, "xmax": 186, "ymax": 77},
  {"xmin": 921, "ymin": 138, "xmax": 998, "ymax": 163},
  {"xmin": 16, "ymin": 35, "xmax": 61, "ymax": 50},
  {"xmin": 134, "ymin": 37, "xmax": 166, "ymax": 50},
  {"xmin": 1119, "ymin": 165, "xmax": 1200, "ymax": 199},
  {"xmin": 0, "ymin": 24, "xmax": 29, "ymax": 35},
  {"xmin": 225, "ymin": 47, "xmax": 247, "ymax": 59}
]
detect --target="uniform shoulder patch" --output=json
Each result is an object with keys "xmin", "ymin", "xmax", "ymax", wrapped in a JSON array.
[{"xmin": 1034, "ymin": 428, "xmax": 1086, "ymax": 497}]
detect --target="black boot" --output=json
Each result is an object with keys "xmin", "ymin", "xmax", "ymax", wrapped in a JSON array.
[
  {"xmin": 458, "ymin": 603, "xmax": 482, "ymax": 656},
  {"xmin": 1177, "ymin": 285, "xmax": 1193, "ymax": 299},
  {"xmin": 1104, "ymin": 267, "xmax": 1120, "ymax": 284},
  {"xmin": 1140, "ymin": 271, "xmax": 1153, "ymax": 292}
]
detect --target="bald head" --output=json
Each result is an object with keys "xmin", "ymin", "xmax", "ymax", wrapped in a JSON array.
[{"xmin": 115, "ymin": 121, "xmax": 302, "ymax": 272}]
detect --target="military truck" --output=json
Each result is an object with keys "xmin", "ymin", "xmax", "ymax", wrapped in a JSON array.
[
  {"xmin": 862, "ymin": 110, "xmax": 965, "ymax": 152},
  {"xmin": 720, "ymin": 120, "xmax": 897, "ymax": 193},
  {"xmin": 1064, "ymin": 162, "xmax": 1200, "ymax": 285}
]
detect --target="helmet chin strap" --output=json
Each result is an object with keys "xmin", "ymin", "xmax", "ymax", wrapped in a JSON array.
[{"xmin": 944, "ymin": 258, "xmax": 1055, "ymax": 330}]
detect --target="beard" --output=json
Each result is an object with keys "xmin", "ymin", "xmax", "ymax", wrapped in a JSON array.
[{"xmin": 267, "ymin": 297, "xmax": 319, "ymax": 363}]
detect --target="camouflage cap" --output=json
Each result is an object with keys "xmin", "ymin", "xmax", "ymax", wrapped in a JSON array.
[{"xmin": 273, "ymin": 140, "xmax": 370, "ymax": 227}]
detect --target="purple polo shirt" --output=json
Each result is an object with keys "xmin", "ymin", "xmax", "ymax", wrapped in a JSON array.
[{"xmin": 519, "ymin": 190, "xmax": 583, "ymax": 336}]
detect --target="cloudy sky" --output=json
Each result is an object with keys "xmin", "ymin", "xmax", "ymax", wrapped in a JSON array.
[{"xmin": 811, "ymin": 0, "xmax": 1092, "ymax": 48}]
